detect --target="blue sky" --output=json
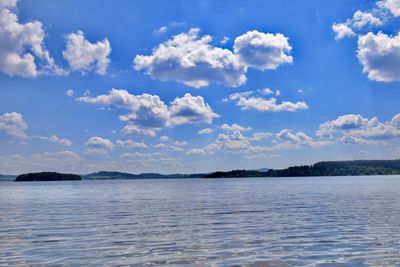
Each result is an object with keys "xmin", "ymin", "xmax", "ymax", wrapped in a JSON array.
[{"xmin": 1, "ymin": 0, "xmax": 400, "ymax": 174}]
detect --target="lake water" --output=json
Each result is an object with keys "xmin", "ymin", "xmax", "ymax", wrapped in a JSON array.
[{"xmin": 1, "ymin": 176, "xmax": 400, "ymax": 266}]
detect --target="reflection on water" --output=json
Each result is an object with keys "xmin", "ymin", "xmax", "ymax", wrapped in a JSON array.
[{"xmin": 1, "ymin": 176, "xmax": 400, "ymax": 266}]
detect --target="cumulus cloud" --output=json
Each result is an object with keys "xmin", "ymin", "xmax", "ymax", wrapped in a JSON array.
[
  {"xmin": 198, "ymin": 128, "xmax": 214, "ymax": 135},
  {"xmin": 317, "ymin": 113, "xmax": 400, "ymax": 144},
  {"xmin": 133, "ymin": 29, "xmax": 293, "ymax": 88},
  {"xmin": 34, "ymin": 134, "xmax": 73, "ymax": 146},
  {"xmin": 134, "ymin": 28, "xmax": 247, "ymax": 88},
  {"xmin": 115, "ymin": 139, "xmax": 147, "ymax": 148},
  {"xmin": 378, "ymin": 0, "xmax": 400, "ymax": 17},
  {"xmin": 357, "ymin": 32, "xmax": 400, "ymax": 82},
  {"xmin": 332, "ymin": 23, "xmax": 355, "ymax": 40},
  {"xmin": 63, "ymin": 31, "xmax": 111, "ymax": 75},
  {"xmin": 0, "ymin": 112, "xmax": 27, "ymax": 139},
  {"xmin": 77, "ymin": 89, "xmax": 218, "ymax": 136},
  {"xmin": 66, "ymin": 89, "xmax": 74, "ymax": 97},
  {"xmin": 174, "ymin": 141, "xmax": 188, "ymax": 146},
  {"xmin": 0, "ymin": 0, "xmax": 64, "ymax": 77},
  {"xmin": 224, "ymin": 91, "xmax": 309, "ymax": 112},
  {"xmin": 159, "ymin": 136, "xmax": 169, "ymax": 142},
  {"xmin": 233, "ymin": 30, "xmax": 293, "ymax": 70},
  {"xmin": 85, "ymin": 136, "xmax": 113, "ymax": 154},
  {"xmin": 186, "ymin": 148, "xmax": 206, "ymax": 155},
  {"xmin": 221, "ymin": 123, "xmax": 252, "ymax": 132}
]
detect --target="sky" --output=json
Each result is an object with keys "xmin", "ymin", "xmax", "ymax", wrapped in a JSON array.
[{"xmin": 1, "ymin": 0, "xmax": 400, "ymax": 174}]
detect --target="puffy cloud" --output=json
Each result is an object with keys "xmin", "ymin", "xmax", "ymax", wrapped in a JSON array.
[
  {"xmin": 66, "ymin": 89, "xmax": 74, "ymax": 97},
  {"xmin": 34, "ymin": 134, "xmax": 73, "ymax": 146},
  {"xmin": 0, "ymin": 112, "xmax": 27, "ymax": 139},
  {"xmin": 317, "ymin": 113, "xmax": 400, "ymax": 144},
  {"xmin": 63, "ymin": 31, "xmax": 111, "ymax": 75},
  {"xmin": 0, "ymin": 150, "xmax": 81, "ymax": 173},
  {"xmin": 250, "ymin": 132, "xmax": 272, "ymax": 141},
  {"xmin": 198, "ymin": 128, "xmax": 214, "ymax": 135},
  {"xmin": 186, "ymin": 148, "xmax": 206, "ymax": 155},
  {"xmin": 115, "ymin": 139, "xmax": 147, "ymax": 148},
  {"xmin": 85, "ymin": 136, "xmax": 113, "ymax": 154},
  {"xmin": 169, "ymin": 93, "xmax": 219, "ymax": 125},
  {"xmin": 206, "ymin": 131, "xmax": 251, "ymax": 151},
  {"xmin": 357, "ymin": 32, "xmax": 400, "ymax": 82},
  {"xmin": 233, "ymin": 30, "xmax": 293, "ymax": 70},
  {"xmin": 159, "ymin": 135, "xmax": 169, "ymax": 142},
  {"xmin": 0, "ymin": 0, "xmax": 64, "ymax": 77},
  {"xmin": 174, "ymin": 141, "xmax": 188, "ymax": 146},
  {"xmin": 134, "ymin": 29, "xmax": 294, "ymax": 88},
  {"xmin": 332, "ymin": 23, "xmax": 355, "ymax": 40},
  {"xmin": 134, "ymin": 28, "xmax": 247, "ymax": 88},
  {"xmin": 77, "ymin": 89, "xmax": 218, "ymax": 136},
  {"xmin": 225, "ymin": 91, "xmax": 309, "ymax": 112},
  {"xmin": 221, "ymin": 123, "xmax": 252, "ymax": 132},
  {"xmin": 352, "ymin": 10, "xmax": 383, "ymax": 28},
  {"xmin": 378, "ymin": 0, "xmax": 400, "ymax": 17}
]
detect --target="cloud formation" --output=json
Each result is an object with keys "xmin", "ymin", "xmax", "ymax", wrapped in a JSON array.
[
  {"xmin": 357, "ymin": 32, "xmax": 400, "ymax": 82},
  {"xmin": 0, "ymin": 112, "xmax": 27, "ymax": 139},
  {"xmin": 63, "ymin": 31, "xmax": 111, "ymax": 75},
  {"xmin": 224, "ymin": 90, "xmax": 309, "ymax": 112},
  {"xmin": 34, "ymin": 134, "xmax": 73, "ymax": 146},
  {"xmin": 233, "ymin": 31, "xmax": 293, "ymax": 70},
  {"xmin": 77, "ymin": 89, "xmax": 218, "ymax": 136},
  {"xmin": 317, "ymin": 113, "xmax": 400, "ymax": 144},
  {"xmin": 134, "ymin": 29, "xmax": 292, "ymax": 88},
  {"xmin": 0, "ymin": 0, "xmax": 64, "ymax": 77}
]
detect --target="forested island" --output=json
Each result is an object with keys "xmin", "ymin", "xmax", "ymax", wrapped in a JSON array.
[
  {"xmin": 85, "ymin": 171, "xmax": 206, "ymax": 180},
  {"xmin": 204, "ymin": 160, "xmax": 400, "ymax": 178},
  {"xmin": 14, "ymin": 172, "xmax": 82, "ymax": 182}
]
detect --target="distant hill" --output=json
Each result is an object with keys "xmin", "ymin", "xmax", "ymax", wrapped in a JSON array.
[
  {"xmin": 205, "ymin": 159, "xmax": 400, "ymax": 178},
  {"xmin": 84, "ymin": 171, "xmax": 206, "ymax": 180},
  {"xmin": 15, "ymin": 172, "xmax": 82, "ymax": 182}
]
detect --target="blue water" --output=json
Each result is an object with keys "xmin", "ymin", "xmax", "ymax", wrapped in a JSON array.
[{"xmin": 1, "ymin": 176, "xmax": 400, "ymax": 266}]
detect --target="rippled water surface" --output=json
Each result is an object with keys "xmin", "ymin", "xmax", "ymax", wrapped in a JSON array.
[{"xmin": 1, "ymin": 176, "xmax": 400, "ymax": 266}]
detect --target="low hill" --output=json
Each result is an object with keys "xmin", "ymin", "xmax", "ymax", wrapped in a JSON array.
[
  {"xmin": 204, "ymin": 159, "xmax": 400, "ymax": 178},
  {"xmin": 14, "ymin": 172, "xmax": 82, "ymax": 182}
]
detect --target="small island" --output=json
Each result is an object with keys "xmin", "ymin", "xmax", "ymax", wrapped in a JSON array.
[{"xmin": 14, "ymin": 172, "xmax": 82, "ymax": 182}]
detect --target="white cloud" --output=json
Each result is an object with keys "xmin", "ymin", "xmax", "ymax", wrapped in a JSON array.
[
  {"xmin": 122, "ymin": 125, "xmax": 158, "ymax": 137},
  {"xmin": 186, "ymin": 148, "xmax": 206, "ymax": 155},
  {"xmin": 0, "ymin": 112, "xmax": 27, "ymax": 139},
  {"xmin": 0, "ymin": 0, "xmax": 64, "ymax": 77},
  {"xmin": 63, "ymin": 31, "xmax": 111, "ymax": 75},
  {"xmin": 198, "ymin": 128, "xmax": 214, "ymax": 135},
  {"xmin": 174, "ymin": 141, "xmax": 188, "ymax": 146},
  {"xmin": 207, "ymin": 131, "xmax": 251, "ymax": 151},
  {"xmin": 332, "ymin": 23, "xmax": 355, "ymax": 40},
  {"xmin": 357, "ymin": 32, "xmax": 400, "ymax": 82},
  {"xmin": 134, "ymin": 28, "xmax": 247, "ymax": 88},
  {"xmin": 250, "ymin": 132, "xmax": 272, "ymax": 141},
  {"xmin": 115, "ymin": 139, "xmax": 147, "ymax": 148},
  {"xmin": 233, "ymin": 30, "xmax": 293, "ymax": 70},
  {"xmin": 225, "ymin": 92, "xmax": 309, "ymax": 112},
  {"xmin": 85, "ymin": 136, "xmax": 113, "ymax": 154},
  {"xmin": 258, "ymin": 88, "xmax": 274, "ymax": 95},
  {"xmin": 169, "ymin": 93, "xmax": 219, "ymax": 125},
  {"xmin": 221, "ymin": 123, "xmax": 252, "ymax": 132},
  {"xmin": 317, "ymin": 113, "xmax": 400, "ymax": 144},
  {"xmin": 154, "ymin": 26, "xmax": 167, "ymax": 35},
  {"xmin": 378, "ymin": 0, "xmax": 400, "ymax": 17},
  {"xmin": 77, "ymin": 89, "xmax": 218, "ymax": 136},
  {"xmin": 159, "ymin": 135, "xmax": 169, "ymax": 142},
  {"xmin": 66, "ymin": 89, "xmax": 74, "ymax": 97},
  {"xmin": 352, "ymin": 10, "xmax": 383, "ymax": 28},
  {"xmin": 34, "ymin": 134, "xmax": 73, "ymax": 146}
]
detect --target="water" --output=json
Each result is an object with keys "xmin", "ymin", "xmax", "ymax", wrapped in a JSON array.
[{"xmin": 1, "ymin": 176, "xmax": 400, "ymax": 266}]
